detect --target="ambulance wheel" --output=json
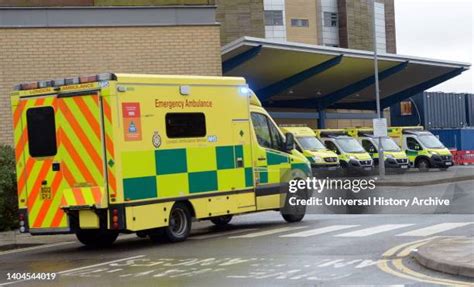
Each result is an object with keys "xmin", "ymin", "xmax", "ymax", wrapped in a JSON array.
[
  {"xmin": 281, "ymin": 186, "xmax": 307, "ymax": 223},
  {"xmin": 76, "ymin": 229, "xmax": 118, "ymax": 247},
  {"xmin": 136, "ymin": 231, "xmax": 148, "ymax": 238},
  {"xmin": 416, "ymin": 158, "xmax": 430, "ymax": 172},
  {"xmin": 281, "ymin": 210, "xmax": 305, "ymax": 223},
  {"xmin": 210, "ymin": 215, "xmax": 233, "ymax": 226},
  {"xmin": 164, "ymin": 202, "xmax": 192, "ymax": 242}
]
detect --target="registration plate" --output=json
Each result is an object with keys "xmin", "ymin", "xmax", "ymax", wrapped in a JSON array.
[
  {"xmin": 328, "ymin": 167, "xmax": 337, "ymax": 171},
  {"xmin": 40, "ymin": 186, "xmax": 52, "ymax": 200},
  {"xmin": 401, "ymin": 165, "xmax": 408, "ymax": 169},
  {"xmin": 364, "ymin": 167, "xmax": 372, "ymax": 171},
  {"xmin": 445, "ymin": 162, "xmax": 452, "ymax": 166}
]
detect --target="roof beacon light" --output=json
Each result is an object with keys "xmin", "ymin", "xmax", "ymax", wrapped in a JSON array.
[
  {"xmin": 239, "ymin": 86, "xmax": 250, "ymax": 96},
  {"xmin": 79, "ymin": 75, "xmax": 98, "ymax": 84},
  {"xmin": 52, "ymin": 79, "xmax": 65, "ymax": 87},
  {"xmin": 65, "ymin": 77, "xmax": 80, "ymax": 85},
  {"xmin": 20, "ymin": 82, "xmax": 38, "ymax": 90},
  {"xmin": 38, "ymin": 80, "xmax": 53, "ymax": 88},
  {"xmin": 97, "ymin": 73, "xmax": 114, "ymax": 81}
]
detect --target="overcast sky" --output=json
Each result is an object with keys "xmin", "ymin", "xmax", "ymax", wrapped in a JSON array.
[{"xmin": 395, "ymin": 0, "xmax": 473, "ymax": 93}]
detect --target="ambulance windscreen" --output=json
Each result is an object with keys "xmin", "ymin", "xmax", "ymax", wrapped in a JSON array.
[
  {"xmin": 297, "ymin": 136, "xmax": 327, "ymax": 151},
  {"xmin": 418, "ymin": 134, "xmax": 445, "ymax": 149},
  {"xmin": 26, "ymin": 106, "xmax": 57, "ymax": 158}
]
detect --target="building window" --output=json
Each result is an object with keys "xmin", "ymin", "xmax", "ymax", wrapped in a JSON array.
[
  {"xmin": 265, "ymin": 10, "xmax": 284, "ymax": 26},
  {"xmin": 400, "ymin": 101, "xmax": 413, "ymax": 116},
  {"xmin": 291, "ymin": 18, "xmax": 309, "ymax": 27},
  {"xmin": 166, "ymin": 113, "xmax": 206, "ymax": 138},
  {"xmin": 26, "ymin": 106, "xmax": 57, "ymax": 158},
  {"xmin": 323, "ymin": 12, "xmax": 338, "ymax": 27}
]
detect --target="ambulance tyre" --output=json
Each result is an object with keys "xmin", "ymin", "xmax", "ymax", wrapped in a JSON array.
[
  {"xmin": 164, "ymin": 202, "xmax": 192, "ymax": 242},
  {"xmin": 281, "ymin": 185, "xmax": 307, "ymax": 223},
  {"xmin": 416, "ymin": 158, "xmax": 430, "ymax": 172},
  {"xmin": 210, "ymin": 215, "xmax": 233, "ymax": 226},
  {"xmin": 76, "ymin": 229, "xmax": 118, "ymax": 247}
]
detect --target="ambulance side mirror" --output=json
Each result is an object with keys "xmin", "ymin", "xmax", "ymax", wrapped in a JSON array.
[{"xmin": 284, "ymin": 133, "xmax": 295, "ymax": 152}]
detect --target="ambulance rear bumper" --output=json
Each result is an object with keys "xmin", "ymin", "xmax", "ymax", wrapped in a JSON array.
[{"xmin": 29, "ymin": 227, "xmax": 72, "ymax": 235}]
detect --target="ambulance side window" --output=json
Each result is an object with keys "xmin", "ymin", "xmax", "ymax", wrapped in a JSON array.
[
  {"xmin": 325, "ymin": 141, "xmax": 340, "ymax": 155},
  {"xmin": 268, "ymin": 120, "xmax": 284, "ymax": 151},
  {"xmin": 166, "ymin": 113, "xmax": 206, "ymax": 138},
  {"xmin": 407, "ymin": 137, "xmax": 421, "ymax": 150},
  {"xmin": 251, "ymin": 113, "xmax": 273, "ymax": 149},
  {"xmin": 362, "ymin": 140, "xmax": 376, "ymax": 153},
  {"xmin": 26, "ymin": 106, "xmax": 57, "ymax": 158}
]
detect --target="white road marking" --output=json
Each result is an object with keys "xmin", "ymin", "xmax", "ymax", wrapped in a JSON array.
[
  {"xmin": 190, "ymin": 228, "xmax": 258, "ymax": 240},
  {"xmin": 229, "ymin": 226, "xmax": 306, "ymax": 238},
  {"xmin": 335, "ymin": 224, "xmax": 414, "ymax": 237},
  {"xmin": 280, "ymin": 225, "xmax": 359, "ymax": 237},
  {"xmin": 58, "ymin": 255, "xmax": 146, "ymax": 275},
  {"xmin": 396, "ymin": 222, "xmax": 473, "ymax": 237},
  {"xmin": 0, "ymin": 241, "xmax": 75, "ymax": 256}
]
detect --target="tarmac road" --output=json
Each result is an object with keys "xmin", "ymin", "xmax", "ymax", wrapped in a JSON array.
[{"xmin": 0, "ymin": 180, "xmax": 473, "ymax": 286}]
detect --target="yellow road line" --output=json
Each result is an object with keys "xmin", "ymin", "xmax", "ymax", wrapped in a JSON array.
[
  {"xmin": 382, "ymin": 236, "xmax": 439, "ymax": 257},
  {"xmin": 378, "ymin": 237, "xmax": 472, "ymax": 286},
  {"xmin": 392, "ymin": 258, "xmax": 471, "ymax": 286}
]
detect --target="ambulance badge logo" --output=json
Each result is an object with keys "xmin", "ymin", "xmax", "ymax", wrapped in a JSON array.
[
  {"xmin": 152, "ymin": 131, "xmax": 161, "ymax": 148},
  {"xmin": 128, "ymin": 121, "xmax": 137, "ymax": 133}
]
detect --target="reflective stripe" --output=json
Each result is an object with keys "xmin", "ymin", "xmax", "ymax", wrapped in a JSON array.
[
  {"xmin": 59, "ymin": 100, "xmax": 103, "ymax": 175},
  {"xmin": 73, "ymin": 97, "xmax": 101, "ymax": 140}
]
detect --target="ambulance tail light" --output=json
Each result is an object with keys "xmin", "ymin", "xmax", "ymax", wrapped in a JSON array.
[
  {"xmin": 19, "ymin": 213, "xmax": 26, "ymax": 233},
  {"xmin": 112, "ymin": 209, "xmax": 119, "ymax": 230}
]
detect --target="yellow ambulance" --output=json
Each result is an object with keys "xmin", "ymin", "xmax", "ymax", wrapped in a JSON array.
[
  {"xmin": 314, "ymin": 129, "xmax": 374, "ymax": 174},
  {"xmin": 11, "ymin": 73, "xmax": 311, "ymax": 246},
  {"xmin": 279, "ymin": 126, "xmax": 339, "ymax": 171},
  {"xmin": 345, "ymin": 128, "xmax": 409, "ymax": 171},
  {"xmin": 388, "ymin": 127, "xmax": 453, "ymax": 171}
]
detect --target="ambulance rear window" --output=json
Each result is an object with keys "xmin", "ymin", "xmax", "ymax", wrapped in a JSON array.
[
  {"xmin": 166, "ymin": 113, "xmax": 206, "ymax": 138},
  {"xmin": 26, "ymin": 106, "xmax": 57, "ymax": 158}
]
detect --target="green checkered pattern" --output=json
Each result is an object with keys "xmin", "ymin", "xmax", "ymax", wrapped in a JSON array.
[{"xmin": 121, "ymin": 145, "xmax": 253, "ymax": 200}]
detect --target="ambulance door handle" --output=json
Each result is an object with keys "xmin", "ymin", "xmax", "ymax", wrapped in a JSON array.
[
  {"xmin": 236, "ymin": 157, "xmax": 244, "ymax": 168},
  {"xmin": 52, "ymin": 163, "xmax": 60, "ymax": 172},
  {"xmin": 258, "ymin": 157, "xmax": 266, "ymax": 161}
]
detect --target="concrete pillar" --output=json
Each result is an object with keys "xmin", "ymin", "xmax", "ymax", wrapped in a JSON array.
[{"xmin": 318, "ymin": 109, "xmax": 326, "ymax": 129}]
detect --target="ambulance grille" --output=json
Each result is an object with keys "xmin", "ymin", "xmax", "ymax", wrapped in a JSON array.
[{"xmin": 324, "ymin": 157, "xmax": 338, "ymax": 163}]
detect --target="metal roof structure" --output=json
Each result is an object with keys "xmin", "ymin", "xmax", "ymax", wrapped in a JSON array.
[{"xmin": 221, "ymin": 37, "xmax": 470, "ymax": 113}]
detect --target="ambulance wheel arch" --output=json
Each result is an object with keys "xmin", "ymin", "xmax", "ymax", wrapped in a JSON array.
[
  {"xmin": 281, "ymin": 177, "xmax": 307, "ymax": 223},
  {"xmin": 164, "ymin": 202, "xmax": 193, "ymax": 242},
  {"xmin": 415, "ymin": 156, "xmax": 431, "ymax": 171},
  {"xmin": 148, "ymin": 201, "xmax": 194, "ymax": 243},
  {"xmin": 340, "ymin": 160, "xmax": 349, "ymax": 168}
]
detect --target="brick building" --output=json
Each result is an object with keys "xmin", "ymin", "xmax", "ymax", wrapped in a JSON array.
[
  {"xmin": 0, "ymin": 0, "xmax": 400, "ymax": 144},
  {"xmin": 0, "ymin": 6, "xmax": 221, "ymax": 145}
]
